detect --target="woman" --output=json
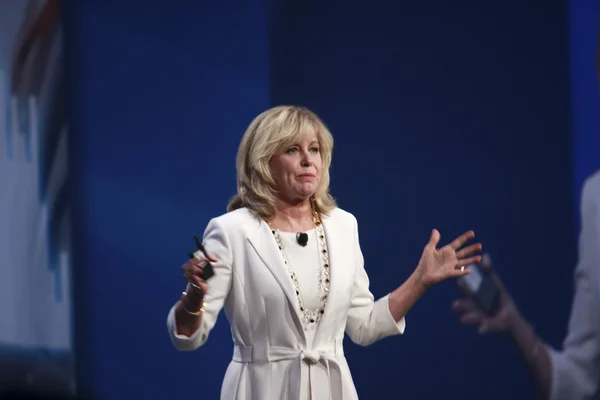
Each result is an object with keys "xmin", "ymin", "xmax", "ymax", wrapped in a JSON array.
[{"xmin": 166, "ymin": 105, "xmax": 482, "ymax": 399}]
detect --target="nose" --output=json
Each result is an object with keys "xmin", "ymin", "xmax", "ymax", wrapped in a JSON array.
[{"xmin": 300, "ymin": 149, "xmax": 312, "ymax": 166}]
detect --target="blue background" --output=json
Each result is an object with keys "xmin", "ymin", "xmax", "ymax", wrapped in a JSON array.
[{"xmin": 63, "ymin": 0, "xmax": 599, "ymax": 398}]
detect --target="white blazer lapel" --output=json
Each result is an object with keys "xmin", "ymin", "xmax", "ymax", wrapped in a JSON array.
[{"xmin": 247, "ymin": 221, "xmax": 304, "ymax": 330}]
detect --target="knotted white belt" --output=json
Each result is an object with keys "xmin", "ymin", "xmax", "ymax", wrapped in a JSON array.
[{"xmin": 233, "ymin": 342, "xmax": 345, "ymax": 400}]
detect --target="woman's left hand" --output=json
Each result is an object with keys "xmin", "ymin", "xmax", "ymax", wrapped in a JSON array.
[{"xmin": 415, "ymin": 229, "xmax": 482, "ymax": 288}]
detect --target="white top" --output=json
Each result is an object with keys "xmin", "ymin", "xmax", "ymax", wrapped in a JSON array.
[{"xmin": 280, "ymin": 229, "xmax": 330, "ymax": 400}]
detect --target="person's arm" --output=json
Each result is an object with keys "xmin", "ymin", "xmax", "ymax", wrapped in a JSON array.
[
  {"xmin": 173, "ymin": 282, "xmax": 206, "ymax": 337},
  {"xmin": 346, "ymin": 218, "xmax": 479, "ymax": 346},
  {"xmin": 166, "ymin": 218, "xmax": 233, "ymax": 351},
  {"xmin": 387, "ymin": 272, "xmax": 428, "ymax": 322},
  {"xmin": 512, "ymin": 252, "xmax": 599, "ymax": 400},
  {"xmin": 507, "ymin": 174, "xmax": 600, "ymax": 400},
  {"xmin": 505, "ymin": 314, "xmax": 553, "ymax": 398}
]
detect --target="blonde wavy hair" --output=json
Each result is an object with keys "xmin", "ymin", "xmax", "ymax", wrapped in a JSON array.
[{"xmin": 227, "ymin": 105, "xmax": 337, "ymax": 219}]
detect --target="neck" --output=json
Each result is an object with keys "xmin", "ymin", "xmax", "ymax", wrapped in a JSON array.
[{"xmin": 272, "ymin": 198, "xmax": 315, "ymax": 232}]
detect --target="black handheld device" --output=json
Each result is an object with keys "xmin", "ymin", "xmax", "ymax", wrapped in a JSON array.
[
  {"xmin": 457, "ymin": 263, "xmax": 500, "ymax": 316},
  {"xmin": 188, "ymin": 235, "xmax": 215, "ymax": 279}
]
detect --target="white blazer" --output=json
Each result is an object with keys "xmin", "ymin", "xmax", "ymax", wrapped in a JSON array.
[{"xmin": 167, "ymin": 207, "xmax": 406, "ymax": 399}]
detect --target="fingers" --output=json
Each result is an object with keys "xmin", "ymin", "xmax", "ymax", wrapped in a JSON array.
[
  {"xmin": 455, "ymin": 243, "xmax": 482, "ymax": 259},
  {"xmin": 462, "ymin": 319, "xmax": 494, "ymax": 335},
  {"xmin": 451, "ymin": 298, "xmax": 477, "ymax": 313},
  {"xmin": 427, "ymin": 229, "xmax": 441, "ymax": 248},
  {"xmin": 457, "ymin": 255, "xmax": 482, "ymax": 268},
  {"xmin": 189, "ymin": 256, "xmax": 217, "ymax": 266},
  {"xmin": 190, "ymin": 264, "xmax": 205, "ymax": 279},
  {"xmin": 190, "ymin": 252, "xmax": 218, "ymax": 263},
  {"xmin": 449, "ymin": 230, "xmax": 475, "ymax": 250},
  {"xmin": 452, "ymin": 299, "xmax": 491, "ymax": 333},
  {"xmin": 192, "ymin": 278, "xmax": 209, "ymax": 293},
  {"xmin": 185, "ymin": 265, "xmax": 209, "ymax": 293},
  {"xmin": 452, "ymin": 299, "xmax": 485, "ymax": 325},
  {"xmin": 188, "ymin": 274, "xmax": 208, "ymax": 291},
  {"xmin": 182, "ymin": 265, "xmax": 202, "ymax": 281},
  {"xmin": 479, "ymin": 318, "xmax": 509, "ymax": 335},
  {"xmin": 450, "ymin": 266, "xmax": 471, "ymax": 278},
  {"xmin": 460, "ymin": 312, "xmax": 484, "ymax": 326},
  {"xmin": 193, "ymin": 253, "xmax": 218, "ymax": 263},
  {"xmin": 182, "ymin": 256, "xmax": 216, "ymax": 285}
]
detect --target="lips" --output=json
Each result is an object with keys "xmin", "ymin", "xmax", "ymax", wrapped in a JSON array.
[{"xmin": 298, "ymin": 174, "xmax": 316, "ymax": 179}]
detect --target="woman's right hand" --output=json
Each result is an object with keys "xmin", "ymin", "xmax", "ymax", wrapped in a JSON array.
[
  {"xmin": 182, "ymin": 254, "xmax": 217, "ymax": 296},
  {"xmin": 451, "ymin": 254, "xmax": 523, "ymax": 334}
]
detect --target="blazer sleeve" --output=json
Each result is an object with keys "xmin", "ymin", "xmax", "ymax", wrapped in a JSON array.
[
  {"xmin": 547, "ymin": 173, "xmax": 600, "ymax": 399},
  {"xmin": 166, "ymin": 217, "xmax": 233, "ymax": 351},
  {"xmin": 345, "ymin": 215, "xmax": 406, "ymax": 346}
]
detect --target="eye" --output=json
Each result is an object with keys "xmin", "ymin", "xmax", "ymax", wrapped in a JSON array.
[
  {"xmin": 285, "ymin": 147, "xmax": 299, "ymax": 154},
  {"xmin": 310, "ymin": 147, "xmax": 320, "ymax": 153}
]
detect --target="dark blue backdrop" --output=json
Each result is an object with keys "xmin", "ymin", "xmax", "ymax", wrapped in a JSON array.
[{"xmin": 63, "ymin": 0, "xmax": 597, "ymax": 399}]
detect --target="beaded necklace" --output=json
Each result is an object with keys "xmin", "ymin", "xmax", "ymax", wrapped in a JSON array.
[{"xmin": 268, "ymin": 210, "xmax": 330, "ymax": 329}]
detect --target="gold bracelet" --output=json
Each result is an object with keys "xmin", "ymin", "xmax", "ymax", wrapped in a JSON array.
[{"xmin": 181, "ymin": 292, "xmax": 206, "ymax": 317}]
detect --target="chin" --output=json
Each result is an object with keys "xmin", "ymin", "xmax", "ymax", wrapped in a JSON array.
[
  {"xmin": 290, "ymin": 191, "xmax": 316, "ymax": 204},
  {"xmin": 298, "ymin": 187, "xmax": 317, "ymax": 198}
]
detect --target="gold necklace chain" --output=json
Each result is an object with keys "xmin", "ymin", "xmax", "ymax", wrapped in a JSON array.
[{"xmin": 268, "ymin": 211, "xmax": 330, "ymax": 329}]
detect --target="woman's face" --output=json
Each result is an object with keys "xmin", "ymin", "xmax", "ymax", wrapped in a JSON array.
[{"xmin": 269, "ymin": 133, "xmax": 323, "ymax": 204}]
